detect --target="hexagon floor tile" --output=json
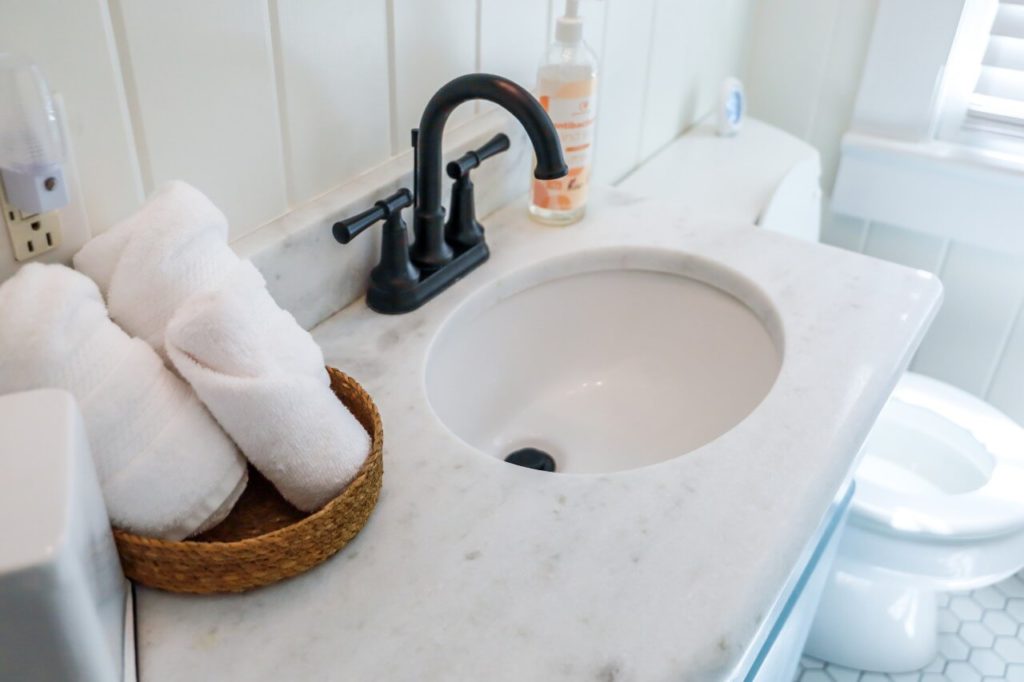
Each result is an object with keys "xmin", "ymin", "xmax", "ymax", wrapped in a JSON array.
[{"xmin": 796, "ymin": 570, "xmax": 1024, "ymax": 681}]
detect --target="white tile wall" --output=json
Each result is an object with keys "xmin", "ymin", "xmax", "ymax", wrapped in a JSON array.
[
  {"xmin": 803, "ymin": 0, "xmax": 879, "ymax": 191},
  {"xmin": 823, "ymin": 213, "xmax": 1024, "ymax": 426},
  {"xmin": 641, "ymin": 0, "xmax": 752, "ymax": 159},
  {"xmin": 640, "ymin": 0, "xmax": 699, "ymax": 160},
  {"xmin": 479, "ymin": 0, "xmax": 550, "ymax": 89},
  {"xmin": 592, "ymin": 0, "xmax": 656, "ymax": 184},
  {"xmin": 861, "ymin": 221, "xmax": 947, "ymax": 274},
  {"xmin": 746, "ymin": 0, "xmax": 842, "ymax": 137},
  {"xmin": 820, "ymin": 213, "xmax": 869, "ymax": 253},
  {"xmin": 8, "ymin": 0, "xmax": 755, "ymax": 241},
  {"xmin": 111, "ymin": 0, "xmax": 290, "ymax": 231},
  {"xmin": 272, "ymin": 0, "xmax": 392, "ymax": 205},
  {"xmin": 389, "ymin": 0, "xmax": 477, "ymax": 155},
  {"xmin": 988, "ymin": 309, "xmax": 1024, "ymax": 421},
  {"xmin": 752, "ymin": 0, "xmax": 1024, "ymax": 426},
  {"xmin": 0, "ymin": 0, "xmax": 144, "ymax": 232},
  {"xmin": 745, "ymin": 0, "xmax": 879, "ymax": 192},
  {"xmin": 913, "ymin": 242, "xmax": 1024, "ymax": 398}
]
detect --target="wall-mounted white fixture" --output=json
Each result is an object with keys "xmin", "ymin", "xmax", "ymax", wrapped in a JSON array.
[
  {"xmin": 0, "ymin": 54, "xmax": 69, "ymax": 263},
  {"xmin": 0, "ymin": 54, "xmax": 69, "ymax": 215}
]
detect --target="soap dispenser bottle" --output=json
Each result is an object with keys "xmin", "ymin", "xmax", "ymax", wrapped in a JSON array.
[{"xmin": 529, "ymin": 0, "xmax": 598, "ymax": 226}]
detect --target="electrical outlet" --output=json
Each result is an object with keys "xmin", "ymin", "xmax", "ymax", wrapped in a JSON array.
[
  {"xmin": 1, "ymin": 178, "xmax": 62, "ymax": 261},
  {"xmin": 0, "ymin": 94, "xmax": 90, "ymax": 282}
]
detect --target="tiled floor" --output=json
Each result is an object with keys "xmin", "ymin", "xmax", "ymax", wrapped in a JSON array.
[{"xmin": 796, "ymin": 570, "xmax": 1024, "ymax": 681}]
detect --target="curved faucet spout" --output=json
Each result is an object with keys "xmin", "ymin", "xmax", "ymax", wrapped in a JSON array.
[{"xmin": 411, "ymin": 73, "xmax": 568, "ymax": 272}]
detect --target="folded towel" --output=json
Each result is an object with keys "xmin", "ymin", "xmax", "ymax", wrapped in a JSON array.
[
  {"xmin": 73, "ymin": 181, "xmax": 238, "ymax": 358},
  {"xmin": 74, "ymin": 180, "xmax": 371, "ymax": 511},
  {"xmin": 0, "ymin": 263, "xmax": 248, "ymax": 539},
  {"xmin": 166, "ymin": 261, "xmax": 371, "ymax": 511}
]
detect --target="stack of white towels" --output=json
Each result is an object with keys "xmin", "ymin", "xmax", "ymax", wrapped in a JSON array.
[{"xmin": 0, "ymin": 182, "xmax": 371, "ymax": 540}]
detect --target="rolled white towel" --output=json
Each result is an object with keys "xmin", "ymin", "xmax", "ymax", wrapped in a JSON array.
[
  {"xmin": 0, "ymin": 263, "xmax": 248, "ymax": 539},
  {"xmin": 166, "ymin": 261, "xmax": 371, "ymax": 511},
  {"xmin": 73, "ymin": 180, "xmax": 237, "ymax": 358},
  {"xmin": 75, "ymin": 180, "xmax": 371, "ymax": 511}
]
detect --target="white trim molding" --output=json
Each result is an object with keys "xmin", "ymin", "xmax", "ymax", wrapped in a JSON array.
[
  {"xmin": 832, "ymin": 131, "xmax": 1024, "ymax": 253},
  {"xmin": 851, "ymin": 0, "xmax": 970, "ymax": 141}
]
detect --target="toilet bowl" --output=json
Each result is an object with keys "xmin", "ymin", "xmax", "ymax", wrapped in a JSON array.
[{"xmin": 805, "ymin": 372, "xmax": 1024, "ymax": 673}]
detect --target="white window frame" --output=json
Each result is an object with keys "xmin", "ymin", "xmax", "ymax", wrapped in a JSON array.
[
  {"xmin": 833, "ymin": 0, "xmax": 1024, "ymax": 253},
  {"xmin": 935, "ymin": 0, "xmax": 1024, "ymax": 155}
]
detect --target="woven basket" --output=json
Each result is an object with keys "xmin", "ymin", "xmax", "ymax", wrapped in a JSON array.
[{"xmin": 112, "ymin": 367, "xmax": 383, "ymax": 594}]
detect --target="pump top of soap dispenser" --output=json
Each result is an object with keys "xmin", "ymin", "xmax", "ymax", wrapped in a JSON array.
[{"xmin": 555, "ymin": 0, "xmax": 584, "ymax": 44}]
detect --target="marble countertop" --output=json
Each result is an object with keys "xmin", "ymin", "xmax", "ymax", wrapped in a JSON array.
[{"xmin": 135, "ymin": 188, "xmax": 942, "ymax": 681}]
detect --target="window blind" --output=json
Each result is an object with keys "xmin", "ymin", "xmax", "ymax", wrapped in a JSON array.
[{"xmin": 967, "ymin": 0, "xmax": 1024, "ymax": 133}]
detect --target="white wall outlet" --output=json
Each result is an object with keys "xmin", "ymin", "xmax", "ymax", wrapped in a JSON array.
[{"xmin": 1, "ymin": 179, "xmax": 63, "ymax": 261}]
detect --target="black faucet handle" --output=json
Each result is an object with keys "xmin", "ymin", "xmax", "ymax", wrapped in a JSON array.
[
  {"xmin": 332, "ymin": 188, "xmax": 421, "ymax": 313},
  {"xmin": 333, "ymin": 188, "xmax": 413, "ymax": 244},
  {"xmin": 445, "ymin": 133, "xmax": 511, "ymax": 179},
  {"xmin": 444, "ymin": 136, "xmax": 510, "ymax": 253}
]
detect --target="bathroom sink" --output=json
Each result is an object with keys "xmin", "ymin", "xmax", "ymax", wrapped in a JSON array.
[
  {"xmin": 426, "ymin": 247, "xmax": 782, "ymax": 473},
  {"xmin": 140, "ymin": 193, "xmax": 945, "ymax": 682}
]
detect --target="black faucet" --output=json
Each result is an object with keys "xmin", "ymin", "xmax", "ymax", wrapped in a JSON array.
[{"xmin": 333, "ymin": 73, "xmax": 568, "ymax": 314}]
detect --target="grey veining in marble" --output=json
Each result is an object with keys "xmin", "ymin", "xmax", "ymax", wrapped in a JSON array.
[{"xmin": 136, "ymin": 188, "xmax": 942, "ymax": 681}]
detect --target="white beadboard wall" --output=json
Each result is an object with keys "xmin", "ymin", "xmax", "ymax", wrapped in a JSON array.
[
  {"xmin": 748, "ymin": 0, "xmax": 1024, "ymax": 426},
  {"xmin": 2, "ymin": 0, "xmax": 755, "ymax": 241},
  {"xmin": 745, "ymin": 0, "xmax": 879, "ymax": 193},
  {"xmin": 824, "ymin": 214, "xmax": 1024, "ymax": 426}
]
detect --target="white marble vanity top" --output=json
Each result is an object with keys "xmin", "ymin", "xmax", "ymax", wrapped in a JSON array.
[{"xmin": 136, "ymin": 188, "xmax": 941, "ymax": 681}]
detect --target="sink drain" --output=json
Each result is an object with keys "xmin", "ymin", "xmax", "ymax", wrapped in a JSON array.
[{"xmin": 504, "ymin": 447, "xmax": 556, "ymax": 472}]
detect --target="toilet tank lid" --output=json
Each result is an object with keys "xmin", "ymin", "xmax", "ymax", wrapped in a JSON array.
[{"xmin": 617, "ymin": 117, "xmax": 820, "ymax": 226}]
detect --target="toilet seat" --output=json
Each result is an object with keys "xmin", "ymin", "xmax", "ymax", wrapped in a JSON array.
[
  {"xmin": 809, "ymin": 376, "xmax": 1024, "ymax": 671},
  {"xmin": 852, "ymin": 372, "xmax": 1024, "ymax": 541}
]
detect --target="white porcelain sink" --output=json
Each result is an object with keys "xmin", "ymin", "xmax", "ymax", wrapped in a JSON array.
[{"xmin": 426, "ymin": 247, "xmax": 782, "ymax": 473}]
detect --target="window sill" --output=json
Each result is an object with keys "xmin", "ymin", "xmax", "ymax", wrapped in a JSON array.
[{"xmin": 831, "ymin": 130, "xmax": 1024, "ymax": 253}]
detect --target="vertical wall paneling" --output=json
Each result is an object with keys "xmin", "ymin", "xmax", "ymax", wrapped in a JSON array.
[
  {"xmin": 826, "ymin": 211, "xmax": 1024, "ymax": 426},
  {"xmin": 804, "ymin": 0, "xmax": 879, "ymax": 190},
  {"xmin": 756, "ymin": 0, "xmax": 1024, "ymax": 425},
  {"xmin": 479, "ymin": 0, "xmax": 549, "ymax": 89},
  {"xmin": 745, "ymin": 0, "xmax": 841, "ymax": 140},
  {"xmin": 861, "ymin": 221, "xmax": 948, "ymax": 273},
  {"xmin": 1, "ymin": 0, "xmax": 759, "ymax": 249},
  {"xmin": 639, "ymin": 0, "xmax": 698, "ymax": 159},
  {"xmin": 911, "ymin": 242, "xmax": 1024, "ymax": 396},
  {"xmin": 0, "ymin": 0, "xmax": 145, "ymax": 233},
  {"xmin": 390, "ymin": 0, "xmax": 477, "ymax": 156},
  {"xmin": 273, "ymin": 0, "xmax": 392, "ymax": 206},
  {"xmin": 113, "ymin": 0, "xmax": 288, "ymax": 239},
  {"xmin": 820, "ymin": 212, "xmax": 869, "ymax": 253},
  {"xmin": 701, "ymin": 0, "xmax": 757, "ymax": 123},
  {"xmin": 641, "ymin": 0, "xmax": 754, "ymax": 160},
  {"xmin": 987, "ymin": 304, "xmax": 1024, "ymax": 423},
  {"xmin": 745, "ymin": 0, "xmax": 881, "ymax": 193},
  {"xmin": 592, "ymin": 0, "xmax": 656, "ymax": 184},
  {"xmin": 578, "ymin": 0, "xmax": 609, "ymax": 67},
  {"xmin": 850, "ymin": 0, "xmax": 965, "ymax": 140}
]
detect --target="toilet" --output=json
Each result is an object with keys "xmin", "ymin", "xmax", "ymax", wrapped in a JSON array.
[
  {"xmin": 805, "ymin": 372, "xmax": 1024, "ymax": 672},
  {"xmin": 621, "ymin": 117, "xmax": 1024, "ymax": 675}
]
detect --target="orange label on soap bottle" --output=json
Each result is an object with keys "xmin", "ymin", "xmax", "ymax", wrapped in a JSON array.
[{"xmin": 532, "ymin": 77, "xmax": 596, "ymax": 212}]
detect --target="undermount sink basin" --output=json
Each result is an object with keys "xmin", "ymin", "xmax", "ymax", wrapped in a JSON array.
[{"xmin": 425, "ymin": 247, "xmax": 783, "ymax": 473}]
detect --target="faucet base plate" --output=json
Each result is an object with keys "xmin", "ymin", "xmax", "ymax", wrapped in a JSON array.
[{"xmin": 366, "ymin": 240, "xmax": 489, "ymax": 314}]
